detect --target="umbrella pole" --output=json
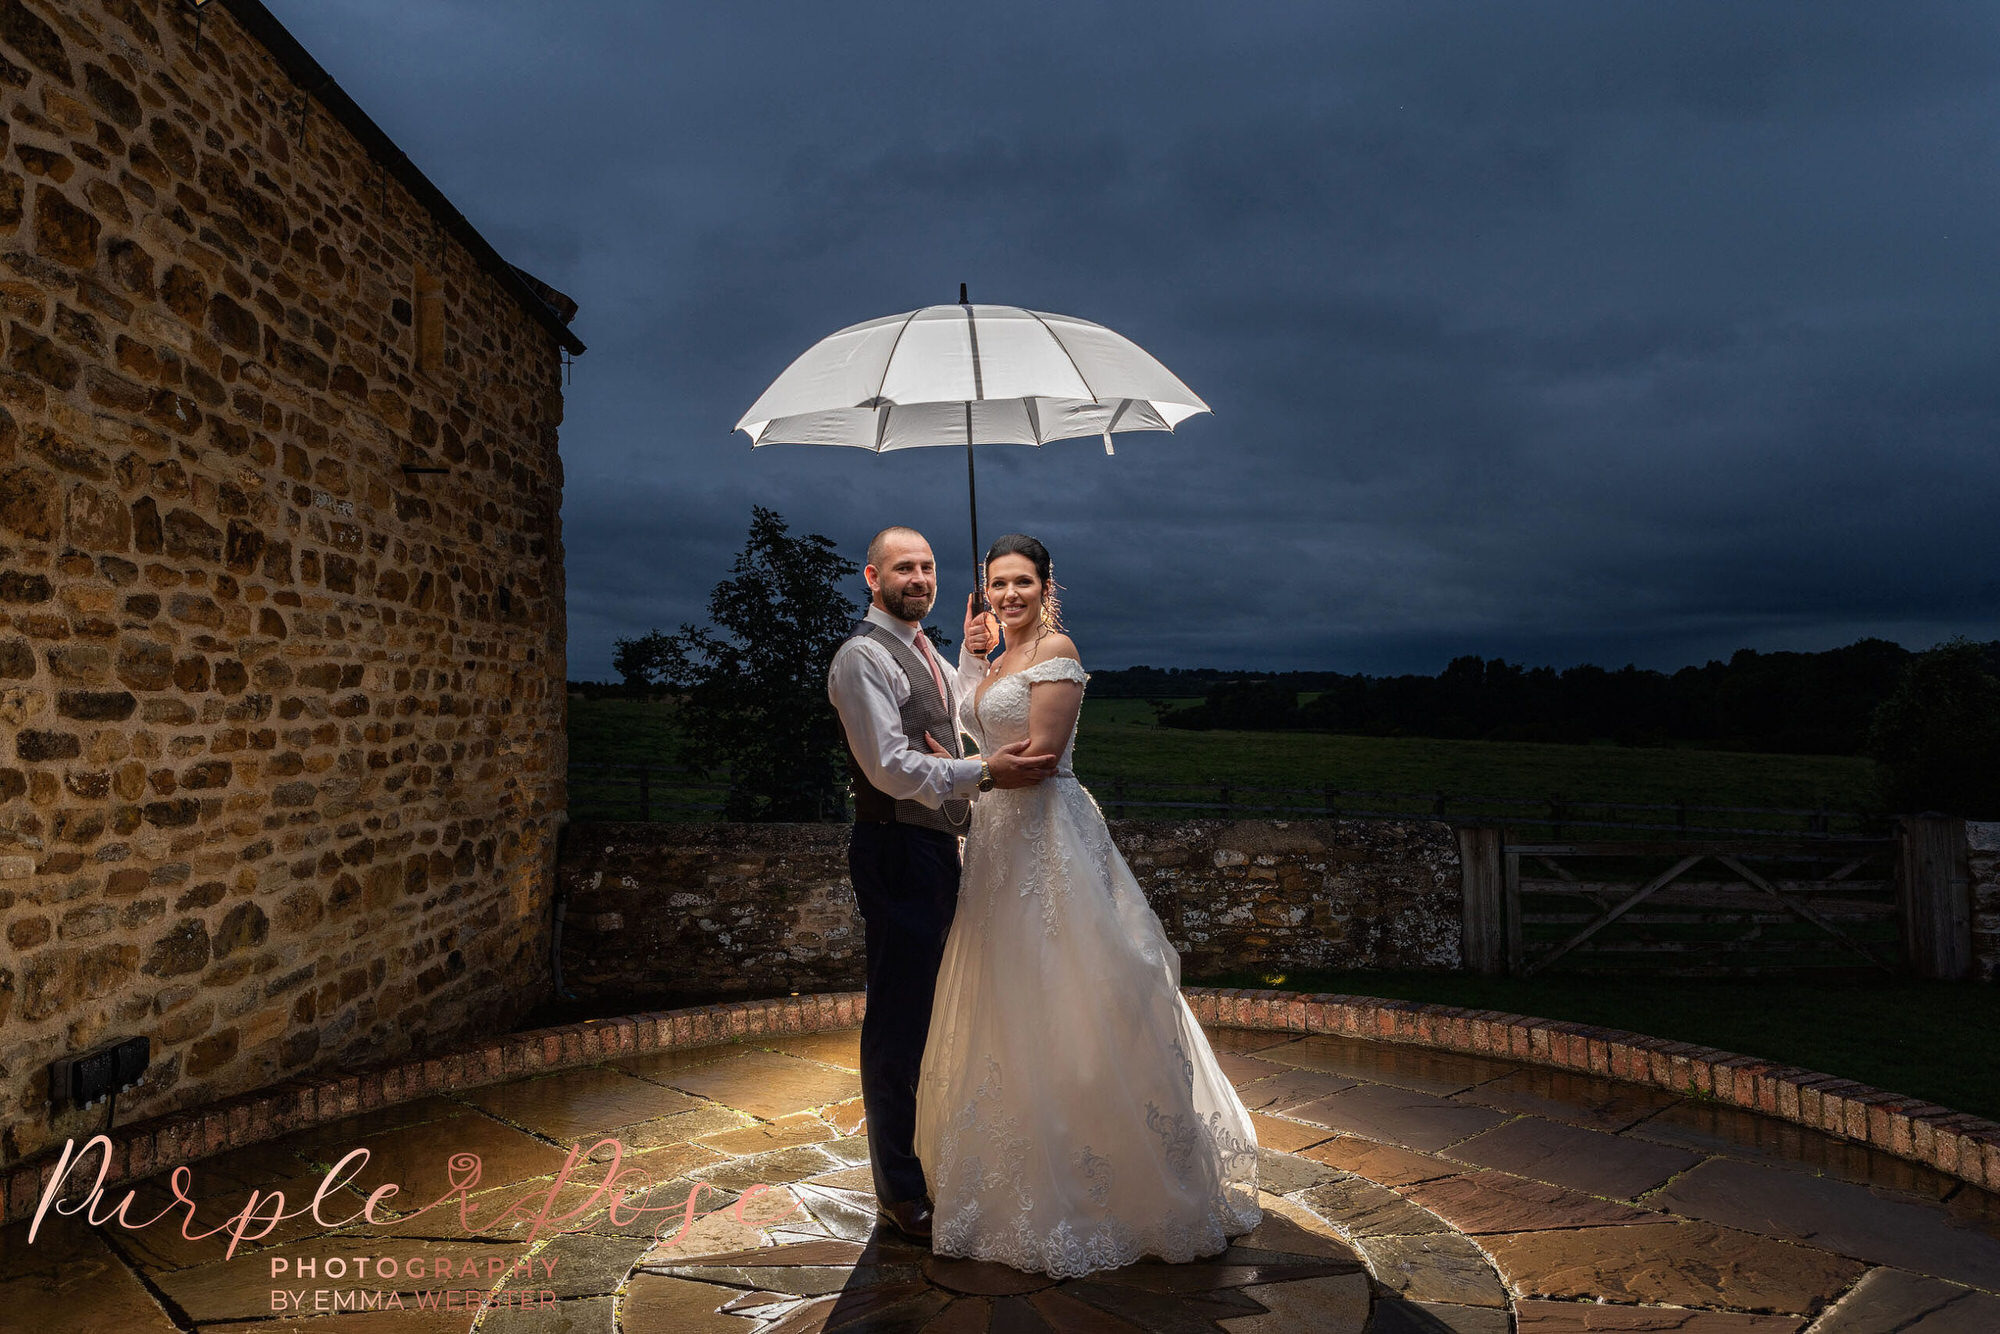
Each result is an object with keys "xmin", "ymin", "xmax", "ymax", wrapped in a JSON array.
[{"xmin": 965, "ymin": 430, "xmax": 982, "ymax": 614}]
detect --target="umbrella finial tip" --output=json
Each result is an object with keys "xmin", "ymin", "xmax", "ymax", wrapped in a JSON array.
[{"xmin": 959, "ymin": 282, "xmax": 968, "ymax": 304}]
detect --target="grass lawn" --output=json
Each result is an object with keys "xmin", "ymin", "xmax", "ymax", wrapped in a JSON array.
[
  {"xmin": 1066, "ymin": 700, "xmax": 1881, "ymax": 816},
  {"xmin": 565, "ymin": 695, "xmax": 1884, "ymax": 820},
  {"xmin": 1191, "ymin": 967, "xmax": 2000, "ymax": 1122},
  {"xmin": 568, "ymin": 695, "xmax": 689, "ymax": 766}
]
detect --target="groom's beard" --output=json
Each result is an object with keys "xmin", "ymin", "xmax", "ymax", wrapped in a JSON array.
[{"xmin": 881, "ymin": 585, "xmax": 934, "ymax": 621}]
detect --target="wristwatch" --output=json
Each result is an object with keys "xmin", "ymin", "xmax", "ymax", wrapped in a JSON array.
[{"xmin": 977, "ymin": 758, "xmax": 995, "ymax": 792}]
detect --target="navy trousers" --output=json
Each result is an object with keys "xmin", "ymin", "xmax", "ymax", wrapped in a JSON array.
[{"xmin": 848, "ymin": 820, "xmax": 960, "ymax": 1205}]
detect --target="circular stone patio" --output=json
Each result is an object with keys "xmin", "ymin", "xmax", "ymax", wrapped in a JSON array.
[{"xmin": 6, "ymin": 1020, "xmax": 2000, "ymax": 1332}]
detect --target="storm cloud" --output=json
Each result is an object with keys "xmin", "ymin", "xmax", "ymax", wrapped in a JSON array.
[{"xmin": 265, "ymin": 0, "xmax": 2000, "ymax": 676}]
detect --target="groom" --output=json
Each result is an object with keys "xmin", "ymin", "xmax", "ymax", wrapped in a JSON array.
[{"xmin": 826, "ymin": 526, "xmax": 1058, "ymax": 1241}]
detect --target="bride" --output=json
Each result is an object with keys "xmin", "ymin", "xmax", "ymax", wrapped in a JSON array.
[{"xmin": 912, "ymin": 533, "xmax": 1262, "ymax": 1277}]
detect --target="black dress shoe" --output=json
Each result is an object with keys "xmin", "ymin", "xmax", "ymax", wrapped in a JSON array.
[{"xmin": 876, "ymin": 1195, "xmax": 934, "ymax": 1241}]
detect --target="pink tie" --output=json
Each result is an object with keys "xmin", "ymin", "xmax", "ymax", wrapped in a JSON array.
[{"xmin": 914, "ymin": 630, "xmax": 948, "ymax": 709}]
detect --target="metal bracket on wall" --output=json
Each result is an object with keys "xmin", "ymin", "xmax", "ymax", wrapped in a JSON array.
[{"xmin": 183, "ymin": 0, "xmax": 212, "ymax": 56}]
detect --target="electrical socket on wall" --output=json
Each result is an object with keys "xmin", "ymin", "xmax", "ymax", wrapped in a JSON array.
[{"xmin": 50, "ymin": 1036, "xmax": 150, "ymax": 1114}]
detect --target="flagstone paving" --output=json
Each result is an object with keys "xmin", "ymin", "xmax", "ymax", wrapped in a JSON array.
[{"xmin": 4, "ymin": 1020, "xmax": 2000, "ymax": 1332}]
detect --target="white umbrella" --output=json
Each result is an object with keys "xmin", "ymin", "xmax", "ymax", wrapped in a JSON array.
[{"xmin": 734, "ymin": 287, "xmax": 1210, "ymax": 598}]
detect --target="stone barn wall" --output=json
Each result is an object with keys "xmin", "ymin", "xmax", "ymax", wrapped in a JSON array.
[
  {"xmin": 0, "ymin": 0, "xmax": 576, "ymax": 1166},
  {"xmin": 555, "ymin": 819, "xmax": 1463, "ymax": 1002}
]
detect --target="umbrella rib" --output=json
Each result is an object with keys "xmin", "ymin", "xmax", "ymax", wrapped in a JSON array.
[
  {"xmin": 1102, "ymin": 397, "xmax": 1134, "ymax": 454},
  {"xmin": 964, "ymin": 303, "xmax": 985, "ymax": 400},
  {"xmin": 1020, "ymin": 307, "xmax": 1099, "ymax": 402},
  {"xmin": 870, "ymin": 308, "xmax": 923, "ymax": 407}
]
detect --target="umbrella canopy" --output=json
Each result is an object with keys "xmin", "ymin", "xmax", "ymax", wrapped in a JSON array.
[{"xmin": 735, "ymin": 302, "xmax": 1210, "ymax": 455}]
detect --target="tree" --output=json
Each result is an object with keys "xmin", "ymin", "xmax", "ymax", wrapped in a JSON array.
[
  {"xmin": 1863, "ymin": 636, "xmax": 2000, "ymax": 818},
  {"xmin": 613, "ymin": 506, "xmax": 862, "ymax": 821}
]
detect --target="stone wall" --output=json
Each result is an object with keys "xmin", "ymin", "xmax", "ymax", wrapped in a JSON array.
[
  {"xmin": 0, "ymin": 0, "xmax": 572, "ymax": 1165},
  {"xmin": 1969, "ymin": 821, "xmax": 2000, "ymax": 983},
  {"xmin": 555, "ymin": 818, "xmax": 1463, "ymax": 1000}
]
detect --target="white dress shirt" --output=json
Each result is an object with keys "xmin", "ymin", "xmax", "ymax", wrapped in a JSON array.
[{"xmin": 827, "ymin": 603, "xmax": 990, "ymax": 809}]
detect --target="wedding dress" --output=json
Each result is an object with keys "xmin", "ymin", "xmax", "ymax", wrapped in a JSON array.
[{"xmin": 912, "ymin": 653, "xmax": 1262, "ymax": 1277}]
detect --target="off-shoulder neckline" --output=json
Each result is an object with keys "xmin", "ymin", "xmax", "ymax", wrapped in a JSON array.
[
  {"xmin": 972, "ymin": 653, "xmax": 1088, "ymax": 728},
  {"xmin": 1013, "ymin": 654, "xmax": 1086, "ymax": 676}
]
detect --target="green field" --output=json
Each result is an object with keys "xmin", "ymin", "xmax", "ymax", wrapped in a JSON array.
[
  {"xmin": 568, "ymin": 695, "xmax": 687, "ymax": 766},
  {"xmin": 567, "ymin": 695, "xmax": 1883, "ymax": 823},
  {"xmin": 1065, "ymin": 701, "xmax": 1877, "ymax": 814}
]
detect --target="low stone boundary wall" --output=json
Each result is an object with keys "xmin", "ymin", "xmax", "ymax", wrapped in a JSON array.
[
  {"xmin": 555, "ymin": 818, "xmax": 1462, "ymax": 998},
  {"xmin": 1181, "ymin": 990, "xmax": 2000, "ymax": 1193},
  {"xmin": 9, "ymin": 986, "xmax": 1999, "ymax": 1227}
]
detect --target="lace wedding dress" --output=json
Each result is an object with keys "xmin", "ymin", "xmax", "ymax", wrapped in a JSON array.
[{"xmin": 912, "ymin": 654, "xmax": 1262, "ymax": 1277}]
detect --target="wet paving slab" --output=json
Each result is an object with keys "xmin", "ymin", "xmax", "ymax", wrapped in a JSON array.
[{"xmin": 3, "ymin": 1020, "xmax": 1999, "ymax": 1332}]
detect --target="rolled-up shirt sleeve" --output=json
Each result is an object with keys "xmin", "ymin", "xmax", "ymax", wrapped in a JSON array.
[
  {"xmin": 828, "ymin": 640, "xmax": 984, "ymax": 807},
  {"xmin": 955, "ymin": 643, "xmax": 988, "ymax": 745}
]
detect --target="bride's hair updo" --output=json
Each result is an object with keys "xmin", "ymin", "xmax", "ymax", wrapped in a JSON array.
[{"xmin": 983, "ymin": 533, "xmax": 1064, "ymax": 632}]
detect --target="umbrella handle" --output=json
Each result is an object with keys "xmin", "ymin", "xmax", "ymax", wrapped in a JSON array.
[{"xmin": 966, "ymin": 428, "xmax": 985, "ymax": 614}]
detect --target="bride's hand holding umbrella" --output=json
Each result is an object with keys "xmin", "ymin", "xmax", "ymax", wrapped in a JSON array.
[{"xmin": 964, "ymin": 592, "xmax": 999, "ymax": 659}]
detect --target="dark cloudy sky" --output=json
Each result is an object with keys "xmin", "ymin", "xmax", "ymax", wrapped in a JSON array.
[{"xmin": 263, "ymin": 1, "xmax": 2000, "ymax": 678}]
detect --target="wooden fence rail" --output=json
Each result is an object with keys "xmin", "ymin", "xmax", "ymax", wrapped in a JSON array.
[{"xmin": 1455, "ymin": 817, "xmax": 1967, "ymax": 979}]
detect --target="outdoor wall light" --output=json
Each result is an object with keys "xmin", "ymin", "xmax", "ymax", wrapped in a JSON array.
[{"xmin": 183, "ymin": 0, "xmax": 215, "ymax": 55}]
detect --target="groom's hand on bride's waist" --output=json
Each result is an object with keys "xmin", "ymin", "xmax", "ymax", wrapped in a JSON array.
[
  {"xmin": 922, "ymin": 733, "xmax": 1057, "ymax": 788},
  {"xmin": 986, "ymin": 737, "xmax": 1059, "ymax": 788}
]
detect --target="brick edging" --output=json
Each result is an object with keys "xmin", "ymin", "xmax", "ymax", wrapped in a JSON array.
[
  {"xmin": 10, "ymin": 986, "xmax": 1996, "ymax": 1225},
  {"xmin": 1177, "ymin": 987, "xmax": 2000, "ymax": 1192},
  {"xmin": 2, "ymin": 991, "xmax": 870, "ymax": 1226}
]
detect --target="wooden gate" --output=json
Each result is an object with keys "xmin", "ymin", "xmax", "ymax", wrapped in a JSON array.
[{"xmin": 1459, "ymin": 832, "xmax": 1904, "ymax": 977}]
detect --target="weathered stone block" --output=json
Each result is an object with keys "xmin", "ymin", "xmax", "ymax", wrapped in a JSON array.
[
  {"xmin": 114, "ymin": 636, "xmax": 170, "ymax": 690},
  {"xmin": 45, "ymin": 644, "xmax": 108, "ymax": 682},
  {"xmin": 3, "ymin": 320, "xmax": 77, "ymax": 388},
  {"xmin": 159, "ymin": 263, "xmax": 204, "ymax": 323},
  {"xmin": 55, "ymin": 689, "xmax": 134, "ymax": 721},
  {"xmin": 207, "ymin": 292, "xmax": 259, "ymax": 353},
  {"xmin": 141, "ymin": 919, "xmax": 209, "ymax": 978},
  {"xmin": 83, "ymin": 63, "xmax": 140, "ymax": 130},
  {"xmin": 212, "ymin": 902, "xmax": 268, "ymax": 960},
  {"xmin": 166, "ymin": 592, "xmax": 221, "ymax": 628},
  {"xmin": 104, "ymin": 238, "xmax": 152, "ymax": 297},
  {"xmin": 64, "ymin": 480, "xmax": 128, "ymax": 548},
  {"xmin": 141, "ymin": 798, "xmax": 199, "ymax": 828},
  {"xmin": 186, "ymin": 1027, "xmax": 238, "ymax": 1077},
  {"xmin": 31, "ymin": 185, "xmax": 96, "ymax": 268},
  {"xmin": 0, "ymin": 1, "xmax": 73, "ymax": 85},
  {"xmin": 0, "ymin": 638, "xmax": 33, "ymax": 678},
  {"xmin": 17, "ymin": 728, "xmax": 79, "ymax": 761}
]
